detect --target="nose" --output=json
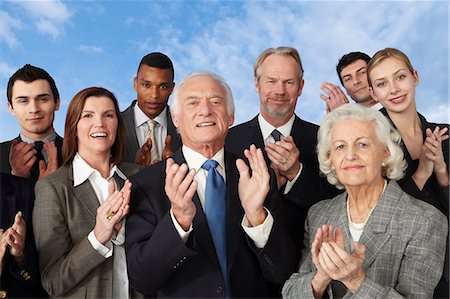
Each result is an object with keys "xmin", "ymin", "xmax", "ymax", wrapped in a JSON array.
[
  {"xmin": 345, "ymin": 146, "xmax": 356, "ymax": 160},
  {"xmin": 198, "ymin": 100, "xmax": 212, "ymax": 116},
  {"xmin": 389, "ymin": 80, "xmax": 401, "ymax": 95},
  {"xmin": 93, "ymin": 114, "xmax": 106, "ymax": 127},
  {"xmin": 149, "ymin": 85, "xmax": 160, "ymax": 99},
  {"xmin": 274, "ymin": 81, "xmax": 286, "ymax": 95},
  {"xmin": 28, "ymin": 99, "xmax": 41, "ymax": 113},
  {"xmin": 352, "ymin": 75, "xmax": 362, "ymax": 87}
]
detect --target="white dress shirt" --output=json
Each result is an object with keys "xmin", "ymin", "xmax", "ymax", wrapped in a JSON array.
[
  {"xmin": 170, "ymin": 145, "xmax": 274, "ymax": 249},
  {"xmin": 72, "ymin": 154, "xmax": 129, "ymax": 299},
  {"xmin": 134, "ymin": 103, "xmax": 168, "ymax": 155},
  {"xmin": 257, "ymin": 113, "xmax": 302, "ymax": 194}
]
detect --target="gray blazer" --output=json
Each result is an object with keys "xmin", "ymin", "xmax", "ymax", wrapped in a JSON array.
[
  {"xmin": 121, "ymin": 100, "xmax": 181, "ymax": 163},
  {"xmin": 282, "ymin": 181, "xmax": 448, "ymax": 298},
  {"xmin": 32, "ymin": 162, "xmax": 142, "ymax": 298}
]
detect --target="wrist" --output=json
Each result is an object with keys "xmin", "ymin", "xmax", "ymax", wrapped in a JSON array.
[
  {"xmin": 311, "ymin": 272, "xmax": 330, "ymax": 297},
  {"xmin": 246, "ymin": 208, "xmax": 267, "ymax": 227}
]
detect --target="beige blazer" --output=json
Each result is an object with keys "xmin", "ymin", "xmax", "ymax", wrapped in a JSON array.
[{"xmin": 33, "ymin": 162, "xmax": 142, "ymax": 298}]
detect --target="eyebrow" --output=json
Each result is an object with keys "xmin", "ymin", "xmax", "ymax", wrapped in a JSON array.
[
  {"xmin": 342, "ymin": 67, "xmax": 366, "ymax": 78},
  {"xmin": 14, "ymin": 93, "xmax": 51, "ymax": 100}
]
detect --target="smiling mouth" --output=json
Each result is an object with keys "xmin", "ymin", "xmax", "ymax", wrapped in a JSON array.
[
  {"xmin": 389, "ymin": 95, "xmax": 405, "ymax": 104},
  {"xmin": 90, "ymin": 132, "xmax": 108, "ymax": 138},
  {"xmin": 197, "ymin": 122, "xmax": 216, "ymax": 127}
]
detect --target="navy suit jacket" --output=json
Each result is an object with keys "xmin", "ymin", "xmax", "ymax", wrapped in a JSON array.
[
  {"xmin": 0, "ymin": 173, "xmax": 47, "ymax": 298},
  {"xmin": 121, "ymin": 101, "xmax": 181, "ymax": 163},
  {"xmin": 0, "ymin": 134, "xmax": 63, "ymax": 181},
  {"xmin": 125, "ymin": 149, "xmax": 296, "ymax": 298}
]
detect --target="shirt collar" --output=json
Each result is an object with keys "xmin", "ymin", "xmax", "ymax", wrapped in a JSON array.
[
  {"xmin": 258, "ymin": 113, "xmax": 295, "ymax": 141},
  {"xmin": 20, "ymin": 129, "xmax": 56, "ymax": 144},
  {"xmin": 182, "ymin": 145, "xmax": 225, "ymax": 173},
  {"xmin": 72, "ymin": 153, "xmax": 126, "ymax": 187},
  {"xmin": 134, "ymin": 102, "xmax": 168, "ymax": 128}
]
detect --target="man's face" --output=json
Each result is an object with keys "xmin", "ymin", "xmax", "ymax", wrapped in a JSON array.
[
  {"xmin": 172, "ymin": 76, "xmax": 234, "ymax": 153},
  {"xmin": 255, "ymin": 54, "xmax": 303, "ymax": 125},
  {"xmin": 340, "ymin": 59, "xmax": 372, "ymax": 104},
  {"xmin": 134, "ymin": 65, "xmax": 174, "ymax": 119},
  {"xmin": 8, "ymin": 79, "xmax": 59, "ymax": 140}
]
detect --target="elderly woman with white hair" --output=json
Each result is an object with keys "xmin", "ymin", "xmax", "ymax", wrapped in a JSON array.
[{"xmin": 282, "ymin": 104, "xmax": 447, "ymax": 298}]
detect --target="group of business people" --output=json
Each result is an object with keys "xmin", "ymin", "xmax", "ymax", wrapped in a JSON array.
[{"xmin": 0, "ymin": 46, "xmax": 448, "ymax": 299}]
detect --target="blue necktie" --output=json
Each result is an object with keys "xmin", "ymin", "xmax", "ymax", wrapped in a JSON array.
[
  {"xmin": 202, "ymin": 159, "xmax": 229, "ymax": 298},
  {"xmin": 271, "ymin": 129, "xmax": 282, "ymax": 142}
]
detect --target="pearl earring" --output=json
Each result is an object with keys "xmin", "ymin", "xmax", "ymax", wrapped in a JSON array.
[{"xmin": 382, "ymin": 162, "xmax": 386, "ymax": 167}]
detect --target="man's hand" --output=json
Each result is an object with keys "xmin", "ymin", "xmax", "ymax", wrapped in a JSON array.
[
  {"xmin": 320, "ymin": 82, "xmax": 349, "ymax": 113},
  {"xmin": 164, "ymin": 158, "xmax": 197, "ymax": 231},
  {"xmin": 236, "ymin": 144, "xmax": 269, "ymax": 227},
  {"xmin": 38, "ymin": 141, "xmax": 58, "ymax": 179},
  {"xmin": 265, "ymin": 136, "xmax": 301, "ymax": 182},
  {"xmin": 135, "ymin": 138, "xmax": 161, "ymax": 166},
  {"xmin": 9, "ymin": 140, "xmax": 36, "ymax": 178}
]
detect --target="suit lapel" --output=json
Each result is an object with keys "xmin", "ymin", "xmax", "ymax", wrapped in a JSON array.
[
  {"xmin": 123, "ymin": 101, "xmax": 140, "ymax": 159},
  {"xmin": 358, "ymin": 181, "xmax": 400, "ymax": 269},
  {"xmin": 68, "ymin": 165, "xmax": 99, "ymax": 218}
]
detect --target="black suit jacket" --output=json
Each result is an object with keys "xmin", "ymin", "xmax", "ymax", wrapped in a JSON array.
[
  {"xmin": 225, "ymin": 115, "xmax": 340, "ymax": 267},
  {"xmin": 0, "ymin": 173, "xmax": 47, "ymax": 298},
  {"xmin": 121, "ymin": 101, "xmax": 181, "ymax": 163},
  {"xmin": 125, "ymin": 149, "xmax": 296, "ymax": 298},
  {"xmin": 0, "ymin": 134, "xmax": 63, "ymax": 181}
]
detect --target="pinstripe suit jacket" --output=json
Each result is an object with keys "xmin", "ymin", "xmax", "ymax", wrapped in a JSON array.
[
  {"xmin": 282, "ymin": 181, "xmax": 448, "ymax": 299},
  {"xmin": 32, "ymin": 162, "xmax": 142, "ymax": 298}
]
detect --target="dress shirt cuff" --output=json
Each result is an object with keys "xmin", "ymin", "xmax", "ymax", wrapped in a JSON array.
[
  {"xmin": 87, "ymin": 230, "xmax": 113, "ymax": 258},
  {"xmin": 284, "ymin": 163, "xmax": 303, "ymax": 194},
  {"xmin": 241, "ymin": 207, "xmax": 273, "ymax": 249},
  {"xmin": 170, "ymin": 208, "xmax": 193, "ymax": 243},
  {"xmin": 111, "ymin": 219, "xmax": 126, "ymax": 245}
]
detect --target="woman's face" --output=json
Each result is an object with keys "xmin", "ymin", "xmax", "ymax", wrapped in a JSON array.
[
  {"xmin": 76, "ymin": 96, "xmax": 118, "ymax": 160},
  {"xmin": 369, "ymin": 57, "xmax": 418, "ymax": 114},
  {"xmin": 329, "ymin": 119, "xmax": 388, "ymax": 189}
]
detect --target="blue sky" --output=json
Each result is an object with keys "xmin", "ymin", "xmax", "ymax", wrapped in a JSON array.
[{"xmin": 1, "ymin": 0, "xmax": 448, "ymax": 141}]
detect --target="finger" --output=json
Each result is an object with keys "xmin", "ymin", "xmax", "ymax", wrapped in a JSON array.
[
  {"xmin": 177, "ymin": 168, "xmax": 197, "ymax": 200},
  {"xmin": 108, "ymin": 180, "xmax": 116, "ymax": 196},
  {"xmin": 236, "ymin": 158, "xmax": 250, "ymax": 181},
  {"xmin": 335, "ymin": 227, "xmax": 345, "ymax": 248},
  {"xmin": 12, "ymin": 211, "xmax": 24, "ymax": 230},
  {"xmin": 321, "ymin": 242, "xmax": 345, "ymax": 269}
]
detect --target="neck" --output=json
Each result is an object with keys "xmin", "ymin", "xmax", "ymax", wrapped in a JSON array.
[
  {"xmin": 78, "ymin": 151, "xmax": 111, "ymax": 178},
  {"xmin": 388, "ymin": 110, "xmax": 421, "ymax": 137},
  {"xmin": 347, "ymin": 179, "xmax": 386, "ymax": 222},
  {"xmin": 260, "ymin": 111, "xmax": 292, "ymax": 128},
  {"xmin": 360, "ymin": 97, "xmax": 377, "ymax": 108},
  {"xmin": 22, "ymin": 127, "xmax": 55, "ymax": 141}
]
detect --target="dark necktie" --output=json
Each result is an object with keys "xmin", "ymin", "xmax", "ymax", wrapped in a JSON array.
[
  {"xmin": 202, "ymin": 159, "xmax": 229, "ymax": 298},
  {"xmin": 30, "ymin": 141, "xmax": 45, "ymax": 180},
  {"xmin": 271, "ymin": 129, "xmax": 282, "ymax": 142}
]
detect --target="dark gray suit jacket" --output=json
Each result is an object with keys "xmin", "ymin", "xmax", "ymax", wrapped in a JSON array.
[
  {"xmin": 121, "ymin": 101, "xmax": 181, "ymax": 163},
  {"xmin": 282, "ymin": 181, "xmax": 448, "ymax": 298}
]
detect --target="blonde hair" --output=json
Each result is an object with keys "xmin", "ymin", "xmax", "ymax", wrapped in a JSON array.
[{"xmin": 254, "ymin": 47, "xmax": 304, "ymax": 82}]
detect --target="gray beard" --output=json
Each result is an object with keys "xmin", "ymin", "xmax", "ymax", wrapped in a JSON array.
[{"xmin": 263, "ymin": 101, "xmax": 292, "ymax": 120}]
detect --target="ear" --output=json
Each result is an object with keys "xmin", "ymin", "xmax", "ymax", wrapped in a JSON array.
[
  {"xmin": 171, "ymin": 113, "xmax": 179, "ymax": 128},
  {"xmin": 55, "ymin": 97, "xmax": 60, "ymax": 111},
  {"xmin": 254, "ymin": 77, "xmax": 260, "ymax": 94},
  {"xmin": 168, "ymin": 82, "xmax": 175, "ymax": 95},
  {"xmin": 297, "ymin": 79, "xmax": 305, "ymax": 97},
  {"xmin": 413, "ymin": 70, "xmax": 419, "ymax": 87},
  {"xmin": 7, "ymin": 102, "xmax": 15, "ymax": 116},
  {"xmin": 228, "ymin": 112, "xmax": 235, "ymax": 127},
  {"xmin": 133, "ymin": 76, "xmax": 138, "ymax": 92}
]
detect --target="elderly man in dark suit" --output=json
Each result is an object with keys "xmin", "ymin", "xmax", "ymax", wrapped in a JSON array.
[
  {"xmin": 121, "ymin": 52, "xmax": 181, "ymax": 165},
  {"xmin": 126, "ymin": 71, "xmax": 296, "ymax": 298},
  {"xmin": 225, "ymin": 47, "xmax": 340, "ymax": 271},
  {"xmin": 0, "ymin": 173, "xmax": 46, "ymax": 298},
  {"xmin": 0, "ymin": 64, "xmax": 62, "ymax": 181}
]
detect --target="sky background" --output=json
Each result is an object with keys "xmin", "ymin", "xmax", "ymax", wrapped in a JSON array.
[{"xmin": 1, "ymin": 0, "xmax": 448, "ymax": 142}]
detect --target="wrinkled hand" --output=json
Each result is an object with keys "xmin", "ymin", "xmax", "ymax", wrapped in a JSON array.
[
  {"xmin": 94, "ymin": 180, "xmax": 131, "ymax": 244},
  {"xmin": 423, "ymin": 126, "xmax": 449, "ymax": 187},
  {"xmin": 236, "ymin": 144, "xmax": 269, "ymax": 227},
  {"xmin": 320, "ymin": 82, "xmax": 349, "ymax": 113},
  {"xmin": 319, "ymin": 240, "xmax": 366, "ymax": 294},
  {"xmin": 265, "ymin": 136, "xmax": 301, "ymax": 182},
  {"xmin": 270, "ymin": 163, "xmax": 288, "ymax": 190},
  {"xmin": 9, "ymin": 140, "xmax": 36, "ymax": 178},
  {"xmin": 164, "ymin": 158, "xmax": 197, "ymax": 231},
  {"xmin": 38, "ymin": 141, "xmax": 58, "ymax": 179}
]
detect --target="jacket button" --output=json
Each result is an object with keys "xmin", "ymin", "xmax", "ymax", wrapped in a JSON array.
[
  {"xmin": 216, "ymin": 285, "xmax": 223, "ymax": 294},
  {"xmin": 0, "ymin": 290, "xmax": 6, "ymax": 299}
]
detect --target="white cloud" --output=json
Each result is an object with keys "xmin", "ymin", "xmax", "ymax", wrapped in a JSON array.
[
  {"xmin": 0, "ymin": 10, "xmax": 22, "ymax": 48},
  {"xmin": 0, "ymin": 61, "xmax": 18, "ymax": 78},
  {"xmin": 79, "ymin": 44, "xmax": 104, "ymax": 53},
  {"xmin": 14, "ymin": 0, "xmax": 72, "ymax": 39}
]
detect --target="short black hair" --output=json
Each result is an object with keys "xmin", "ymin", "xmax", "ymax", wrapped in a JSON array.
[
  {"xmin": 7, "ymin": 64, "xmax": 59, "ymax": 106},
  {"xmin": 137, "ymin": 52, "xmax": 174, "ymax": 81},
  {"xmin": 336, "ymin": 52, "xmax": 371, "ymax": 85}
]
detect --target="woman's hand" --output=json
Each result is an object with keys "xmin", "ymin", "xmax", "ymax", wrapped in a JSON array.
[
  {"xmin": 319, "ymin": 240, "xmax": 366, "ymax": 294},
  {"xmin": 423, "ymin": 126, "xmax": 449, "ymax": 187},
  {"xmin": 94, "ymin": 180, "xmax": 131, "ymax": 244}
]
